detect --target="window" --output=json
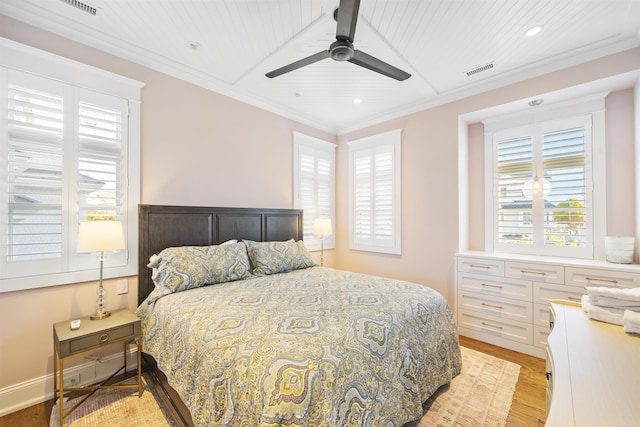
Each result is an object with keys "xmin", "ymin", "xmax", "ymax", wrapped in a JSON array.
[
  {"xmin": 348, "ymin": 129, "xmax": 402, "ymax": 255},
  {"xmin": 484, "ymin": 94, "xmax": 606, "ymax": 259},
  {"xmin": 1, "ymin": 38, "xmax": 142, "ymax": 292},
  {"xmin": 292, "ymin": 132, "xmax": 335, "ymax": 251}
]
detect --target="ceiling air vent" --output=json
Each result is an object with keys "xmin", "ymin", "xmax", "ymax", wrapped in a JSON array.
[
  {"xmin": 466, "ymin": 62, "xmax": 494, "ymax": 77},
  {"xmin": 59, "ymin": 0, "xmax": 97, "ymax": 16}
]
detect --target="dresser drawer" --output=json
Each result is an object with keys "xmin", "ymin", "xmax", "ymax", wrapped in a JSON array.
[
  {"xmin": 534, "ymin": 302, "xmax": 553, "ymax": 327},
  {"xmin": 534, "ymin": 324, "xmax": 551, "ymax": 349},
  {"xmin": 534, "ymin": 282, "xmax": 585, "ymax": 304},
  {"xmin": 505, "ymin": 261, "xmax": 564, "ymax": 284},
  {"xmin": 565, "ymin": 267, "xmax": 640, "ymax": 289},
  {"xmin": 457, "ymin": 273, "xmax": 532, "ymax": 301},
  {"xmin": 458, "ymin": 291, "xmax": 532, "ymax": 323},
  {"xmin": 458, "ymin": 311, "xmax": 533, "ymax": 345},
  {"xmin": 457, "ymin": 257, "xmax": 504, "ymax": 277}
]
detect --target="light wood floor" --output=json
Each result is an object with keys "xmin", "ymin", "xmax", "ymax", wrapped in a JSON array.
[{"xmin": 0, "ymin": 336, "xmax": 547, "ymax": 427}]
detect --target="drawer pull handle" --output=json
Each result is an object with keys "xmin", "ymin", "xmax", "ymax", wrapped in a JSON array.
[
  {"xmin": 567, "ymin": 296, "xmax": 581, "ymax": 302},
  {"xmin": 482, "ymin": 302, "xmax": 503, "ymax": 310},
  {"xmin": 470, "ymin": 264, "xmax": 491, "ymax": 270},
  {"xmin": 521, "ymin": 269, "xmax": 546, "ymax": 276},
  {"xmin": 481, "ymin": 322, "xmax": 503, "ymax": 330},
  {"xmin": 481, "ymin": 283, "xmax": 503, "ymax": 289},
  {"xmin": 585, "ymin": 277, "xmax": 618, "ymax": 284},
  {"xmin": 99, "ymin": 333, "xmax": 109, "ymax": 343}
]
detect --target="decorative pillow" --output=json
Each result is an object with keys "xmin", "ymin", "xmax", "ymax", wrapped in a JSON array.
[
  {"xmin": 244, "ymin": 239, "xmax": 316, "ymax": 276},
  {"xmin": 148, "ymin": 241, "xmax": 251, "ymax": 302}
]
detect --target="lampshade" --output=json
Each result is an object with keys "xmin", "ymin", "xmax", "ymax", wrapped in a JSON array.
[
  {"xmin": 77, "ymin": 221, "xmax": 126, "ymax": 253},
  {"xmin": 313, "ymin": 218, "xmax": 332, "ymax": 236}
]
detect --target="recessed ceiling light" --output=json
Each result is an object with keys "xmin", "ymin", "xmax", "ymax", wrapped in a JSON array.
[
  {"xmin": 353, "ymin": 98, "xmax": 362, "ymax": 104},
  {"xmin": 525, "ymin": 26, "xmax": 543, "ymax": 37}
]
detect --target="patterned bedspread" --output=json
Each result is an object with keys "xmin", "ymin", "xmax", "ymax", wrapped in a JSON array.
[{"xmin": 137, "ymin": 266, "xmax": 461, "ymax": 426}]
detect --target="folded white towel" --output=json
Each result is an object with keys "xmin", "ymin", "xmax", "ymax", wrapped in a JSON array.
[
  {"xmin": 586, "ymin": 286, "xmax": 640, "ymax": 302},
  {"xmin": 589, "ymin": 295, "xmax": 640, "ymax": 310},
  {"xmin": 623, "ymin": 309, "xmax": 640, "ymax": 327},
  {"xmin": 581, "ymin": 294, "xmax": 590, "ymax": 313},
  {"xmin": 582, "ymin": 295, "xmax": 625, "ymax": 325},
  {"xmin": 623, "ymin": 324, "xmax": 640, "ymax": 334}
]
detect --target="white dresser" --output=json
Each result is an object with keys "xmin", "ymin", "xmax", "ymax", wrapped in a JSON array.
[
  {"xmin": 455, "ymin": 251, "xmax": 640, "ymax": 358},
  {"xmin": 546, "ymin": 300, "xmax": 640, "ymax": 426}
]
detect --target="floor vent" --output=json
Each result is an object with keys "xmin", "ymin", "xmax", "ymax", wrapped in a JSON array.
[
  {"xmin": 59, "ymin": 0, "xmax": 97, "ymax": 16},
  {"xmin": 466, "ymin": 62, "xmax": 494, "ymax": 77}
]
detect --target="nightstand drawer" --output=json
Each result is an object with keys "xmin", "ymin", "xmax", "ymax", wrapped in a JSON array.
[
  {"xmin": 69, "ymin": 323, "xmax": 136, "ymax": 354},
  {"xmin": 54, "ymin": 309, "xmax": 141, "ymax": 358}
]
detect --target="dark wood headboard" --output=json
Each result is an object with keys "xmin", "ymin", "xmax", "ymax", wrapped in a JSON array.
[{"xmin": 137, "ymin": 204, "xmax": 303, "ymax": 306}]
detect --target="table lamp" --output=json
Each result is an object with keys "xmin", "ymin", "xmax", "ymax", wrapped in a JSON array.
[
  {"xmin": 313, "ymin": 218, "xmax": 332, "ymax": 266},
  {"xmin": 77, "ymin": 221, "xmax": 126, "ymax": 320}
]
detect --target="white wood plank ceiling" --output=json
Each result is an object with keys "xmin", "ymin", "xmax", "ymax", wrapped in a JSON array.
[{"xmin": 2, "ymin": 0, "xmax": 639, "ymax": 133}]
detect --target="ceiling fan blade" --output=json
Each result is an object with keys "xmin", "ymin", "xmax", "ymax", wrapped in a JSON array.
[
  {"xmin": 336, "ymin": 0, "xmax": 360, "ymax": 42},
  {"xmin": 349, "ymin": 50, "xmax": 411, "ymax": 81},
  {"xmin": 266, "ymin": 50, "xmax": 330, "ymax": 78}
]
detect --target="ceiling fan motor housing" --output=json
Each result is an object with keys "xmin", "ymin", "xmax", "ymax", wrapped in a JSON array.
[{"xmin": 330, "ymin": 39, "xmax": 354, "ymax": 61}]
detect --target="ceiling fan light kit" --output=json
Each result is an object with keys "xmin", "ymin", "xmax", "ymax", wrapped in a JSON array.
[{"xmin": 266, "ymin": 0, "xmax": 411, "ymax": 81}]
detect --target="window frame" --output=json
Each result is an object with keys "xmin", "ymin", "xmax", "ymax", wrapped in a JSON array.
[
  {"xmin": 348, "ymin": 129, "xmax": 402, "ymax": 255},
  {"xmin": 292, "ymin": 132, "xmax": 336, "ymax": 252},
  {"xmin": 483, "ymin": 93, "xmax": 607, "ymax": 259},
  {"xmin": 1, "ymin": 38, "xmax": 143, "ymax": 293}
]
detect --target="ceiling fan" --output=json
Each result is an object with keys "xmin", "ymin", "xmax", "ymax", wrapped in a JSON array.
[{"xmin": 265, "ymin": 0, "xmax": 411, "ymax": 81}]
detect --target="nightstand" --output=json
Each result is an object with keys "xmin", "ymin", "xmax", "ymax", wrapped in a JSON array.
[{"xmin": 53, "ymin": 308, "xmax": 142, "ymax": 427}]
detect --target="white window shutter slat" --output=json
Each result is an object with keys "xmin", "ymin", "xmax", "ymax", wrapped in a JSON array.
[
  {"xmin": 349, "ymin": 129, "xmax": 401, "ymax": 255},
  {"xmin": 6, "ymin": 82, "xmax": 65, "ymax": 266},
  {"xmin": 293, "ymin": 133, "xmax": 336, "ymax": 251},
  {"xmin": 492, "ymin": 114, "xmax": 593, "ymax": 258}
]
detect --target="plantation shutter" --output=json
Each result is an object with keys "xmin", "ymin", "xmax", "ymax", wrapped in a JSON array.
[
  {"xmin": 297, "ymin": 150, "xmax": 332, "ymax": 238},
  {"xmin": 349, "ymin": 129, "xmax": 401, "ymax": 254},
  {"xmin": 77, "ymin": 98, "xmax": 125, "ymax": 223},
  {"xmin": 1, "ymin": 68, "xmax": 131, "ymax": 281},
  {"xmin": 353, "ymin": 149, "xmax": 372, "ymax": 241},
  {"xmin": 492, "ymin": 115, "xmax": 592, "ymax": 257},
  {"xmin": 292, "ymin": 133, "xmax": 335, "ymax": 251},
  {"xmin": 4, "ymin": 75, "xmax": 67, "ymax": 276},
  {"xmin": 495, "ymin": 127, "xmax": 534, "ymax": 246},
  {"xmin": 541, "ymin": 116, "xmax": 591, "ymax": 248}
]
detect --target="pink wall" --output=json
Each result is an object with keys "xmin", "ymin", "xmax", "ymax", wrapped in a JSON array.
[
  {"xmin": 335, "ymin": 50, "xmax": 640, "ymax": 305},
  {"xmin": 0, "ymin": 16, "xmax": 335, "ymax": 394},
  {"xmin": 1, "ymin": 14, "xmax": 639, "ymax": 411},
  {"xmin": 140, "ymin": 70, "xmax": 334, "ymax": 207}
]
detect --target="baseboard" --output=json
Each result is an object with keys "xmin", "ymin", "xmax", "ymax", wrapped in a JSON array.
[
  {"xmin": 458, "ymin": 327, "xmax": 547, "ymax": 358},
  {"xmin": 0, "ymin": 347, "xmax": 139, "ymax": 417}
]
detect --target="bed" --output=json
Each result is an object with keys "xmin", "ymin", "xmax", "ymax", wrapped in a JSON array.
[{"xmin": 137, "ymin": 204, "xmax": 462, "ymax": 426}]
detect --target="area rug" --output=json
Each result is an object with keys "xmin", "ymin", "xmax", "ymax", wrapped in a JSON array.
[
  {"xmin": 406, "ymin": 346, "xmax": 521, "ymax": 427},
  {"xmin": 50, "ymin": 347, "xmax": 520, "ymax": 426},
  {"xmin": 49, "ymin": 373, "xmax": 177, "ymax": 427}
]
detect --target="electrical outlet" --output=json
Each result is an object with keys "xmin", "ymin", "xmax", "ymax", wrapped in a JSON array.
[
  {"xmin": 117, "ymin": 279, "xmax": 128, "ymax": 294},
  {"xmin": 64, "ymin": 373, "xmax": 80, "ymax": 388}
]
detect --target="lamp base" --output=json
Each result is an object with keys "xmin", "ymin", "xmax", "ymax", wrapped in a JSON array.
[{"xmin": 90, "ymin": 311, "xmax": 111, "ymax": 320}]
